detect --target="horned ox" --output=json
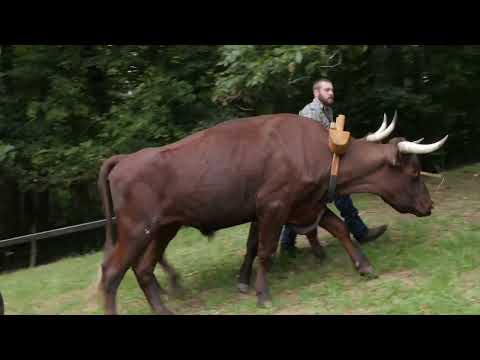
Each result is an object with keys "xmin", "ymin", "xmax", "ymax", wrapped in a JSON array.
[
  {"xmin": 236, "ymin": 114, "xmax": 441, "ymax": 293},
  {"xmin": 98, "ymin": 112, "xmax": 447, "ymax": 314}
]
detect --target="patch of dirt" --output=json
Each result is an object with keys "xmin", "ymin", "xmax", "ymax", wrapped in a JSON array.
[
  {"xmin": 278, "ymin": 289, "xmax": 301, "ymax": 304},
  {"xmin": 275, "ymin": 302, "xmax": 372, "ymax": 315},
  {"xmin": 456, "ymin": 269, "xmax": 480, "ymax": 301},
  {"xmin": 175, "ymin": 287, "xmax": 244, "ymax": 314},
  {"xmin": 275, "ymin": 306, "xmax": 312, "ymax": 315},
  {"xmin": 174, "ymin": 296, "xmax": 207, "ymax": 314},
  {"xmin": 34, "ymin": 275, "xmax": 102, "ymax": 315},
  {"xmin": 365, "ymin": 270, "xmax": 418, "ymax": 290},
  {"xmin": 463, "ymin": 212, "xmax": 480, "ymax": 224},
  {"xmin": 342, "ymin": 308, "xmax": 372, "ymax": 315},
  {"xmin": 37, "ymin": 287, "xmax": 99, "ymax": 315}
]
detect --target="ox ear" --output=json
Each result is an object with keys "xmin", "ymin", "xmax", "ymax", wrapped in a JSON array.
[
  {"xmin": 386, "ymin": 137, "xmax": 407, "ymax": 167},
  {"xmin": 387, "ymin": 146, "xmax": 402, "ymax": 167}
]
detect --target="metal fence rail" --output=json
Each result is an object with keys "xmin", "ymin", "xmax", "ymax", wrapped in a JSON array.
[{"xmin": 0, "ymin": 217, "xmax": 115, "ymax": 267}]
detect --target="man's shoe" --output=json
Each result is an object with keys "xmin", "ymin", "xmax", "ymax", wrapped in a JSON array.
[{"xmin": 357, "ymin": 225, "xmax": 388, "ymax": 244}]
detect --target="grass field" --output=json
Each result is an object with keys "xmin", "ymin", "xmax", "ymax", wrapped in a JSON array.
[{"xmin": 1, "ymin": 163, "xmax": 479, "ymax": 315}]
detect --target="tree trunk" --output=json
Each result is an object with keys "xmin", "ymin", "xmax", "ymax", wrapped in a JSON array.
[
  {"xmin": 29, "ymin": 192, "xmax": 39, "ymax": 268},
  {"xmin": 0, "ymin": 178, "xmax": 18, "ymax": 238}
]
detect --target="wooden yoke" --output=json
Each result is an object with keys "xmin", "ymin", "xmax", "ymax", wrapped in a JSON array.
[
  {"xmin": 328, "ymin": 114, "xmax": 351, "ymax": 155},
  {"xmin": 327, "ymin": 115, "xmax": 351, "ymax": 202}
]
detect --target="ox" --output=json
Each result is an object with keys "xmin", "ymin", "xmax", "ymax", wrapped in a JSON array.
[
  {"xmin": 236, "ymin": 115, "xmax": 438, "ymax": 292},
  {"xmin": 98, "ymin": 113, "xmax": 447, "ymax": 314}
]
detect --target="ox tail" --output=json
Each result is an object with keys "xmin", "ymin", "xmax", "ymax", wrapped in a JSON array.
[{"xmin": 98, "ymin": 155, "xmax": 125, "ymax": 263}]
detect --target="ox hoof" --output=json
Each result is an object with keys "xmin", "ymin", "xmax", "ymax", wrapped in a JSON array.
[
  {"xmin": 158, "ymin": 308, "xmax": 175, "ymax": 315},
  {"xmin": 170, "ymin": 286, "xmax": 187, "ymax": 299},
  {"xmin": 257, "ymin": 299, "xmax": 273, "ymax": 309},
  {"xmin": 359, "ymin": 266, "xmax": 379, "ymax": 280},
  {"xmin": 237, "ymin": 283, "xmax": 250, "ymax": 294},
  {"xmin": 257, "ymin": 293, "xmax": 273, "ymax": 308},
  {"xmin": 312, "ymin": 247, "xmax": 327, "ymax": 262}
]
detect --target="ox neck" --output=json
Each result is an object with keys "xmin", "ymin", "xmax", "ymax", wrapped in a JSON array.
[{"xmin": 333, "ymin": 140, "xmax": 394, "ymax": 198}]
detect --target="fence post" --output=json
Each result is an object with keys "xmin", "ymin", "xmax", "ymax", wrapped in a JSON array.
[
  {"xmin": 0, "ymin": 291, "xmax": 4, "ymax": 315},
  {"xmin": 29, "ymin": 240, "xmax": 37, "ymax": 268},
  {"xmin": 29, "ymin": 192, "xmax": 39, "ymax": 268}
]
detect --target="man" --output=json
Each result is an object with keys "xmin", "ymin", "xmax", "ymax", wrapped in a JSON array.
[{"xmin": 280, "ymin": 79, "xmax": 388, "ymax": 255}]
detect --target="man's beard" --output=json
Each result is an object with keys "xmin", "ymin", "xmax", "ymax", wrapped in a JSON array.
[{"xmin": 320, "ymin": 97, "xmax": 334, "ymax": 105}]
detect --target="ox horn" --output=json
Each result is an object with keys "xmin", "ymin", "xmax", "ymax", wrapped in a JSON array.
[
  {"xmin": 420, "ymin": 171, "xmax": 443, "ymax": 179},
  {"xmin": 397, "ymin": 135, "xmax": 449, "ymax": 154},
  {"xmin": 365, "ymin": 114, "xmax": 387, "ymax": 138},
  {"xmin": 372, "ymin": 114, "xmax": 388, "ymax": 135},
  {"xmin": 412, "ymin": 137, "xmax": 424, "ymax": 144},
  {"xmin": 366, "ymin": 111, "xmax": 397, "ymax": 142}
]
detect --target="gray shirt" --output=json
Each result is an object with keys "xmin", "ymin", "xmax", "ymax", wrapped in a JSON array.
[{"xmin": 299, "ymin": 98, "xmax": 333, "ymax": 129}]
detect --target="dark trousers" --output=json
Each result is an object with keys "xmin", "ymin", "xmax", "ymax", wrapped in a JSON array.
[{"xmin": 280, "ymin": 195, "xmax": 368, "ymax": 248}]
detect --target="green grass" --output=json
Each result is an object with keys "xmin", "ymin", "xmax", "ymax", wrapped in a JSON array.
[{"xmin": 1, "ymin": 163, "xmax": 480, "ymax": 315}]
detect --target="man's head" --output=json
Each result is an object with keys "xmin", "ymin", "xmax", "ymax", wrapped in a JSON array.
[{"xmin": 313, "ymin": 79, "xmax": 334, "ymax": 106}]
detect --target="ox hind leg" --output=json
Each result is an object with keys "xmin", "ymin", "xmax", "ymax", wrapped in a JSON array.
[
  {"xmin": 132, "ymin": 224, "xmax": 180, "ymax": 315},
  {"xmin": 255, "ymin": 201, "xmax": 289, "ymax": 307},
  {"xmin": 319, "ymin": 208, "xmax": 377, "ymax": 278},
  {"xmin": 237, "ymin": 221, "xmax": 259, "ymax": 293},
  {"xmin": 158, "ymin": 256, "xmax": 183, "ymax": 297},
  {"xmin": 100, "ymin": 219, "xmax": 156, "ymax": 315}
]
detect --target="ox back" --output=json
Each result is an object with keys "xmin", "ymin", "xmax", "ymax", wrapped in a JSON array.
[{"xmin": 107, "ymin": 114, "xmax": 332, "ymax": 235}]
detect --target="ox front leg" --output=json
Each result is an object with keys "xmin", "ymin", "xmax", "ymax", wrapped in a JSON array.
[
  {"xmin": 319, "ymin": 208, "xmax": 377, "ymax": 279},
  {"xmin": 255, "ymin": 201, "xmax": 287, "ymax": 308},
  {"xmin": 158, "ymin": 256, "xmax": 184, "ymax": 298}
]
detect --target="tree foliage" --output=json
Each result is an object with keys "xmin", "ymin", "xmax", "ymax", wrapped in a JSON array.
[{"xmin": 0, "ymin": 45, "xmax": 478, "ymax": 239}]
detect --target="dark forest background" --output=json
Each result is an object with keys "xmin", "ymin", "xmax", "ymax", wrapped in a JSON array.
[{"xmin": 0, "ymin": 45, "xmax": 476, "ymax": 270}]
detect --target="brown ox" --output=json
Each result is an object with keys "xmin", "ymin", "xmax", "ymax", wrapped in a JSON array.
[
  {"xmin": 98, "ymin": 113, "xmax": 447, "ymax": 314},
  {"xmin": 236, "ymin": 134, "xmax": 441, "ymax": 293}
]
